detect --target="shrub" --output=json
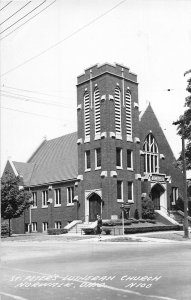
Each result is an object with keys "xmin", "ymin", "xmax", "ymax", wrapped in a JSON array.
[
  {"xmin": 139, "ymin": 219, "xmax": 146, "ymax": 223},
  {"xmin": 176, "ymin": 196, "xmax": 191, "ymax": 217},
  {"xmin": 103, "ymin": 228, "xmax": 111, "ymax": 235},
  {"xmin": 134, "ymin": 209, "xmax": 139, "ymax": 220},
  {"xmin": 146, "ymin": 219, "xmax": 156, "ymax": 224},
  {"xmin": 129, "ymin": 218, "xmax": 139, "ymax": 224},
  {"xmin": 102, "ymin": 220, "xmax": 113, "ymax": 226},
  {"xmin": 124, "ymin": 225, "xmax": 181, "ymax": 234},
  {"xmin": 102, "ymin": 219, "xmax": 133, "ymax": 226},
  {"xmin": 103, "ymin": 219, "xmax": 121, "ymax": 226},
  {"xmin": 1, "ymin": 222, "xmax": 12, "ymax": 236},
  {"xmin": 176, "ymin": 196, "xmax": 184, "ymax": 211},
  {"xmin": 82, "ymin": 228, "xmax": 95, "ymax": 235},
  {"xmin": 142, "ymin": 195, "xmax": 155, "ymax": 219},
  {"xmin": 47, "ymin": 228, "xmax": 68, "ymax": 235},
  {"xmin": 124, "ymin": 220, "xmax": 132, "ymax": 226}
]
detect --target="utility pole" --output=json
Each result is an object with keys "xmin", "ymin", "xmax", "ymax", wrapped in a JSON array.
[{"xmin": 173, "ymin": 118, "xmax": 189, "ymax": 238}]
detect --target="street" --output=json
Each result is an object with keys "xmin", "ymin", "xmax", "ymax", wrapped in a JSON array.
[{"xmin": 1, "ymin": 237, "xmax": 191, "ymax": 300}]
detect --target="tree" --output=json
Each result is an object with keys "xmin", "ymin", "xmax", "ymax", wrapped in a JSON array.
[
  {"xmin": 1, "ymin": 171, "xmax": 32, "ymax": 236},
  {"xmin": 175, "ymin": 71, "xmax": 191, "ymax": 170}
]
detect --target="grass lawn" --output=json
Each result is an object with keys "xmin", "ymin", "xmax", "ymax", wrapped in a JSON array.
[
  {"xmin": 1, "ymin": 233, "xmax": 95, "ymax": 242},
  {"xmin": 102, "ymin": 237, "xmax": 143, "ymax": 242},
  {"xmin": 140, "ymin": 231, "xmax": 191, "ymax": 241}
]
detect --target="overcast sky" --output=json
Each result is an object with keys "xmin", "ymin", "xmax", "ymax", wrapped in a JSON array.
[{"xmin": 1, "ymin": 0, "xmax": 191, "ymax": 175}]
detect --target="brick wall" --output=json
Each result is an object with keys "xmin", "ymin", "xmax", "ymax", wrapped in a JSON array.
[{"xmin": 77, "ymin": 63, "xmax": 141, "ymax": 219}]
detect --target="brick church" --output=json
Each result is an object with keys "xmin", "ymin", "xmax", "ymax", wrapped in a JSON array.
[{"xmin": 3, "ymin": 63, "xmax": 184, "ymax": 234}]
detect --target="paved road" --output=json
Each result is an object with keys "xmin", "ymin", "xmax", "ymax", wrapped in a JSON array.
[{"xmin": 1, "ymin": 238, "xmax": 191, "ymax": 300}]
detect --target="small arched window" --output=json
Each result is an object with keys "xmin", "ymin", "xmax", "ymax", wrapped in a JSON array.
[
  {"xmin": 143, "ymin": 134, "xmax": 159, "ymax": 173},
  {"xmin": 94, "ymin": 87, "xmax": 101, "ymax": 136},
  {"xmin": 125, "ymin": 89, "xmax": 132, "ymax": 139},
  {"xmin": 114, "ymin": 87, "xmax": 121, "ymax": 136},
  {"xmin": 84, "ymin": 91, "xmax": 90, "ymax": 140}
]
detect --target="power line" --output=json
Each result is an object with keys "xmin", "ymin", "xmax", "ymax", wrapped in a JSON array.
[
  {"xmin": 0, "ymin": 0, "xmax": 47, "ymax": 35},
  {"xmin": 0, "ymin": 0, "xmax": 56, "ymax": 41},
  {"xmin": 0, "ymin": 1, "xmax": 13, "ymax": 12},
  {"xmin": 2, "ymin": 84, "xmax": 74, "ymax": 99},
  {"xmin": 0, "ymin": 105, "xmax": 70, "ymax": 122},
  {"xmin": 1, "ymin": 90, "xmax": 75, "ymax": 109},
  {"xmin": 0, "ymin": 1, "xmax": 32, "ymax": 26},
  {"xmin": 1, "ymin": 0, "xmax": 127, "ymax": 77}
]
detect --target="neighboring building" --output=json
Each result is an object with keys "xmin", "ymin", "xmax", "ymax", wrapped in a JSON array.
[{"xmin": 2, "ymin": 63, "xmax": 184, "ymax": 233}]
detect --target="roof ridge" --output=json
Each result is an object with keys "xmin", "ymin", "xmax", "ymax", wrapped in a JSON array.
[
  {"xmin": 46, "ymin": 131, "xmax": 77, "ymax": 142},
  {"xmin": 27, "ymin": 139, "xmax": 47, "ymax": 163},
  {"xmin": 139, "ymin": 102, "xmax": 151, "ymax": 121}
]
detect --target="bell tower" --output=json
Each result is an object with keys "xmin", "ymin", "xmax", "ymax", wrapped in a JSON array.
[{"xmin": 76, "ymin": 63, "xmax": 142, "ymax": 221}]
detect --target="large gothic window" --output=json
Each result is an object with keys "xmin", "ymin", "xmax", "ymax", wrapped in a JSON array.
[
  {"xmin": 125, "ymin": 89, "xmax": 132, "ymax": 139},
  {"xmin": 143, "ymin": 134, "xmax": 159, "ymax": 173},
  {"xmin": 84, "ymin": 91, "xmax": 90, "ymax": 140},
  {"xmin": 114, "ymin": 87, "xmax": 122, "ymax": 137},
  {"xmin": 94, "ymin": 87, "xmax": 101, "ymax": 136}
]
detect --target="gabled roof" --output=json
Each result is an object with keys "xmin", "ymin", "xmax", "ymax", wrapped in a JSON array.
[
  {"xmin": 27, "ymin": 132, "xmax": 78, "ymax": 186},
  {"xmin": 12, "ymin": 161, "xmax": 35, "ymax": 186},
  {"xmin": 139, "ymin": 102, "xmax": 176, "ymax": 159},
  {"xmin": 11, "ymin": 132, "xmax": 78, "ymax": 187}
]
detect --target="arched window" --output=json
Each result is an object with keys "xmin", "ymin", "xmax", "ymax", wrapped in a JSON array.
[
  {"xmin": 84, "ymin": 91, "xmax": 90, "ymax": 140},
  {"xmin": 94, "ymin": 87, "xmax": 101, "ymax": 136},
  {"xmin": 125, "ymin": 89, "xmax": 132, "ymax": 139},
  {"xmin": 114, "ymin": 87, "xmax": 121, "ymax": 136},
  {"xmin": 143, "ymin": 134, "xmax": 159, "ymax": 173}
]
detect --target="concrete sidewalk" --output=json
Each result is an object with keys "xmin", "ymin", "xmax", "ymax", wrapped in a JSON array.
[{"xmin": 77, "ymin": 230, "xmax": 191, "ymax": 243}]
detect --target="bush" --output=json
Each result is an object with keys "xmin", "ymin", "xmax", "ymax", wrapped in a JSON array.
[
  {"xmin": 176, "ymin": 197, "xmax": 184, "ymax": 211},
  {"xmin": 142, "ymin": 195, "xmax": 155, "ymax": 219},
  {"xmin": 146, "ymin": 219, "xmax": 156, "ymax": 224},
  {"xmin": 139, "ymin": 219, "xmax": 146, "ymax": 223},
  {"xmin": 47, "ymin": 228, "xmax": 68, "ymax": 235},
  {"xmin": 124, "ymin": 225, "xmax": 181, "ymax": 234},
  {"xmin": 129, "ymin": 218, "xmax": 139, "ymax": 224},
  {"xmin": 124, "ymin": 220, "xmax": 132, "ymax": 225},
  {"xmin": 82, "ymin": 228, "xmax": 96, "ymax": 235},
  {"xmin": 176, "ymin": 196, "xmax": 191, "ymax": 216},
  {"xmin": 102, "ymin": 219, "xmax": 121, "ymax": 226},
  {"xmin": 134, "ymin": 209, "xmax": 139, "ymax": 220},
  {"xmin": 1, "ymin": 222, "xmax": 12, "ymax": 236},
  {"xmin": 102, "ymin": 228, "xmax": 111, "ymax": 235}
]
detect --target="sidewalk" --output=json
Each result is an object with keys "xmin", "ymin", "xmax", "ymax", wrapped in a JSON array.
[
  {"xmin": 2, "ymin": 230, "xmax": 191, "ymax": 244},
  {"xmin": 77, "ymin": 230, "xmax": 191, "ymax": 243}
]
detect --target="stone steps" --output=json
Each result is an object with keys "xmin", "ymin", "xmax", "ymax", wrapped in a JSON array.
[
  {"xmin": 169, "ymin": 212, "xmax": 184, "ymax": 224},
  {"xmin": 69, "ymin": 222, "xmax": 95, "ymax": 234}
]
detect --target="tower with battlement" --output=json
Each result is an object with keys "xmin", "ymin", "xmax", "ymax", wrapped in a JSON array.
[{"xmin": 76, "ymin": 63, "xmax": 142, "ymax": 221}]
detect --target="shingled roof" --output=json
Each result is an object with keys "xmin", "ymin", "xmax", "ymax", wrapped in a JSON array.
[{"xmin": 13, "ymin": 132, "xmax": 78, "ymax": 187}]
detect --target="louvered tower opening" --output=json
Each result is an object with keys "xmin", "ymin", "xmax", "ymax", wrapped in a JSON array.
[
  {"xmin": 94, "ymin": 88, "xmax": 101, "ymax": 136},
  {"xmin": 114, "ymin": 87, "xmax": 121, "ymax": 136},
  {"xmin": 126, "ymin": 89, "xmax": 132, "ymax": 139},
  {"xmin": 84, "ymin": 92, "xmax": 90, "ymax": 140}
]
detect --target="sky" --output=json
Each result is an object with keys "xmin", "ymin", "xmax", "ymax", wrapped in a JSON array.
[{"xmin": 1, "ymin": 0, "xmax": 191, "ymax": 175}]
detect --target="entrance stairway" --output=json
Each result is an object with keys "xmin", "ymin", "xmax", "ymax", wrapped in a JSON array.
[
  {"xmin": 168, "ymin": 211, "xmax": 184, "ymax": 224},
  {"xmin": 64, "ymin": 220, "xmax": 97, "ymax": 234},
  {"xmin": 155, "ymin": 209, "xmax": 191, "ymax": 228},
  {"xmin": 155, "ymin": 210, "xmax": 181, "ymax": 226}
]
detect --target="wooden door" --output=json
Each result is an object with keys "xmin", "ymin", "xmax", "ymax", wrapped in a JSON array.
[
  {"xmin": 89, "ymin": 194, "xmax": 101, "ymax": 222},
  {"xmin": 152, "ymin": 190, "xmax": 160, "ymax": 210}
]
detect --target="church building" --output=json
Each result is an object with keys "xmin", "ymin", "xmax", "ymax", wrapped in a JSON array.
[{"xmin": 3, "ymin": 63, "xmax": 184, "ymax": 233}]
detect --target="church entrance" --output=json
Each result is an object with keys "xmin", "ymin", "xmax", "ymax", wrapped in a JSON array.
[
  {"xmin": 151, "ymin": 183, "xmax": 165, "ymax": 210},
  {"xmin": 89, "ymin": 193, "xmax": 102, "ymax": 222}
]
